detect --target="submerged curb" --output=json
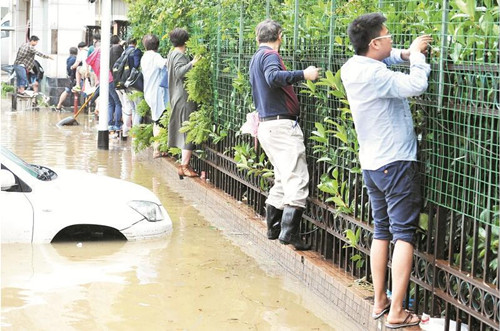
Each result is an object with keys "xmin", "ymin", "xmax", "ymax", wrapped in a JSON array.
[{"xmin": 135, "ymin": 149, "xmax": 379, "ymax": 331}]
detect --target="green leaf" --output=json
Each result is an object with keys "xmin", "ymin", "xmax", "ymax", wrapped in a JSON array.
[
  {"xmin": 314, "ymin": 122, "xmax": 326, "ymax": 135},
  {"xmin": 329, "ymin": 90, "xmax": 345, "ymax": 99},
  {"xmin": 318, "ymin": 183, "xmax": 336, "ymax": 195},
  {"xmin": 258, "ymin": 153, "xmax": 265, "ymax": 164},
  {"xmin": 351, "ymin": 169, "xmax": 361, "ymax": 174},
  {"xmin": 479, "ymin": 208, "xmax": 491, "ymax": 224},
  {"xmin": 451, "ymin": 42, "xmax": 463, "ymax": 62},
  {"xmin": 332, "ymin": 179, "xmax": 339, "ymax": 191},
  {"xmin": 236, "ymin": 163, "xmax": 250, "ymax": 170},
  {"xmin": 334, "ymin": 131, "xmax": 348, "ymax": 145},
  {"xmin": 262, "ymin": 171, "xmax": 274, "ymax": 178},
  {"xmin": 309, "ymin": 136, "xmax": 328, "ymax": 143},
  {"xmin": 466, "ymin": 0, "xmax": 477, "ymax": 19},
  {"xmin": 328, "ymin": 196, "xmax": 347, "ymax": 208},
  {"xmin": 455, "ymin": 0, "xmax": 476, "ymax": 18},
  {"xmin": 419, "ymin": 213, "xmax": 429, "ymax": 230},
  {"xmin": 340, "ymin": 181, "xmax": 347, "ymax": 197},
  {"xmin": 344, "ymin": 229, "xmax": 358, "ymax": 245},
  {"xmin": 324, "ymin": 117, "xmax": 335, "ymax": 125},
  {"xmin": 301, "ymin": 80, "xmax": 317, "ymax": 94},
  {"xmin": 317, "ymin": 156, "xmax": 333, "ymax": 163},
  {"xmin": 325, "ymin": 70, "xmax": 335, "ymax": 83},
  {"xmin": 479, "ymin": 11, "xmax": 493, "ymax": 35}
]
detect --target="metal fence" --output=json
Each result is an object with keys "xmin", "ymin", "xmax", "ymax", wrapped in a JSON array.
[{"xmin": 182, "ymin": 0, "xmax": 499, "ymax": 329}]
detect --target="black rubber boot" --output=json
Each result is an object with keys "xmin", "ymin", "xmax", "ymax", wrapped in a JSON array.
[
  {"xmin": 266, "ymin": 204, "xmax": 283, "ymax": 240},
  {"xmin": 278, "ymin": 206, "xmax": 311, "ymax": 251}
]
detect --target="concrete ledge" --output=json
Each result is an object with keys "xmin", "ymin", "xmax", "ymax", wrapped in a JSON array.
[{"xmin": 135, "ymin": 149, "xmax": 379, "ymax": 330}]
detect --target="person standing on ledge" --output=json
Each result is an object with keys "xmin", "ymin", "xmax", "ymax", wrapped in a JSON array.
[
  {"xmin": 341, "ymin": 12, "xmax": 432, "ymax": 329},
  {"xmin": 166, "ymin": 28, "xmax": 200, "ymax": 179},
  {"xmin": 249, "ymin": 19, "xmax": 320, "ymax": 251},
  {"xmin": 13, "ymin": 35, "xmax": 53, "ymax": 95}
]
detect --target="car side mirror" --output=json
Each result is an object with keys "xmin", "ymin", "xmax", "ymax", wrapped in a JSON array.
[{"xmin": 1, "ymin": 169, "xmax": 17, "ymax": 191}]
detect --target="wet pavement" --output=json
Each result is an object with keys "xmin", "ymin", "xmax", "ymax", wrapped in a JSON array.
[{"xmin": 1, "ymin": 101, "xmax": 350, "ymax": 330}]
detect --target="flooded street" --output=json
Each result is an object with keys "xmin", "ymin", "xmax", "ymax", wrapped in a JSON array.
[{"xmin": 1, "ymin": 104, "xmax": 347, "ymax": 330}]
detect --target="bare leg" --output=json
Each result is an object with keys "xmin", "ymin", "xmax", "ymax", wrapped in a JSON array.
[
  {"xmin": 152, "ymin": 122, "xmax": 161, "ymax": 157},
  {"xmin": 181, "ymin": 149, "xmax": 192, "ymax": 166},
  {"xmin": 178, "ymin": 149, "xmax": 197, "ymax": 178},
  {"xmin": 57, "ymin": 91, "xmax": 69, "ymax": 109},
  {"xmin": 94, "ymin": 96, "xmax": 100, "ymax": 114},
  {"xmin": 90, "ymin": 72, "xmax": 97, "ymax": 87},
  {"xmin": 75, "ymin": 70, "xmax": 82, "ymax": 88},
  {"xmin": 386, "ymin": 240, "xmax": 419, "ymax": 324},
  {"xmin": 371, "ymin": 239, "xmax": 391, "ymax": 314}
]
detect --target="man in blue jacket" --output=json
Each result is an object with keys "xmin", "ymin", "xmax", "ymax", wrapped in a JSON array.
[
  {"xmin": 341, "ymin": 13, "xmax": 432, "ymax": 329},
  {"xmin": 118, "ymin": 38, "xmax": 143, "ymax": 137},
  {"xmin": 54, "ymin": 46, "xmax": 78, "ymax": 110},
  {"xmin": 249, "ymin": 19, "xmax": 320, "ymax": 250}
]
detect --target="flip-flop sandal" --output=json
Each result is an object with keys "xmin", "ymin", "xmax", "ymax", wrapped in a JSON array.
[
  {"xmin": 372, "ymin": 302, "xmax": 391, "ymax": 320},
  {"xmin": 385, "ymin": 310, "xmax": 421, "ymax": 329}
]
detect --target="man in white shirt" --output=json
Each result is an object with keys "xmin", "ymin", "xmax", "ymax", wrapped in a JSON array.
[{"xmin": 341, "ymin": 13, "xmax": 432, "ymax": 329}]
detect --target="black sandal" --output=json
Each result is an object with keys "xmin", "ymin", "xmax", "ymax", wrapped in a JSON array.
[
  {"xmin": 372, "ymin": 301, "xmax": 391, "ymax": 320},
  {"xmin": 385, "ymin": 310, "xmax": 421, "ymax": 329}
]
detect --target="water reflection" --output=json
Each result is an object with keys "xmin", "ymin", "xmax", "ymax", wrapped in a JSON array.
[
  {"xmin": 2, "ymin": 240, "xmax": 168, "ymax": 329},
  {"xmin": 1, "ymin": 106, "xmax": 348, "ymax": 329}
]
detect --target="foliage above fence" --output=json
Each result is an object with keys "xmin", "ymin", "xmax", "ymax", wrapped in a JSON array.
[{"xmin": 127, "ymin": 0, "xmax": 499, "ymax": 226}]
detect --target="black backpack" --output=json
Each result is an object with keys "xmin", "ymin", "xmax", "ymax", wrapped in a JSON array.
[
  {"xmin": 32, "ymin": 60, "xmax": 44, "ymax": 80},
  {"xmin": 112, "ymin": 47, "xmax": 134, "ymax": 89}
]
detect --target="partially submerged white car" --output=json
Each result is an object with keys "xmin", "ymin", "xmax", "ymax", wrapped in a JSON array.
[{"xmin": 0, "ymin": 147, "xmax": 173, "ymax": 243}]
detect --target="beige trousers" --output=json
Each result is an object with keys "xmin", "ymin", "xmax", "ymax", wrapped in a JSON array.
[{"xmin": 257, "ymin": 119, "xmax": 309, "ymax": 209}]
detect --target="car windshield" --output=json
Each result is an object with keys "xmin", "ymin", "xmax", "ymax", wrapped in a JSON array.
[{"xmin": 1, "ymin": 146, "xmax": 58, "ymax": 181}]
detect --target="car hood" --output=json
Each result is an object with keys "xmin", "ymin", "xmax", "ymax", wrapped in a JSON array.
[{"xmin": 49, "ymin": 169, "xmax": 162, "ymax": 204}]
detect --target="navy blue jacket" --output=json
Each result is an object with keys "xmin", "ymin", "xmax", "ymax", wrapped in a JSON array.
[
  {"xmin": 126, "ymin": 46, "xmax": 143, "ymax": 69},
  {"xmin": 66, "ymin": 55, "xmax": 76, "ymax": 79},
  {"xmin": 249, "ymin": 45, "xmax": 304, "ymax": 118}
]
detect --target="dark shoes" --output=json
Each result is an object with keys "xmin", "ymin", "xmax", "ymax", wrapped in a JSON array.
[
  {"xmin": 278, "ymin": 206, "xmax": 311, "ymax": 251},
  {"xmin": 263, "ymin": 204, "xmax": 312, "ymax": 251},
  {"xmin": 265, "ymin": 204, "xmax": 283, "ymax": 240}
]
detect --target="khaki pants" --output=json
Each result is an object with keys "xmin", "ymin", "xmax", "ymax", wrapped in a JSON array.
[{"xmin": 257, "ymin": 119, "xmax": 309, "ymax": 209}]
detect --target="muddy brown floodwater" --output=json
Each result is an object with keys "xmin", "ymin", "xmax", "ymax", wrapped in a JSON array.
[{"xmin": 1, "ymin": 102, "xmax": 356, "ymax": 330}]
